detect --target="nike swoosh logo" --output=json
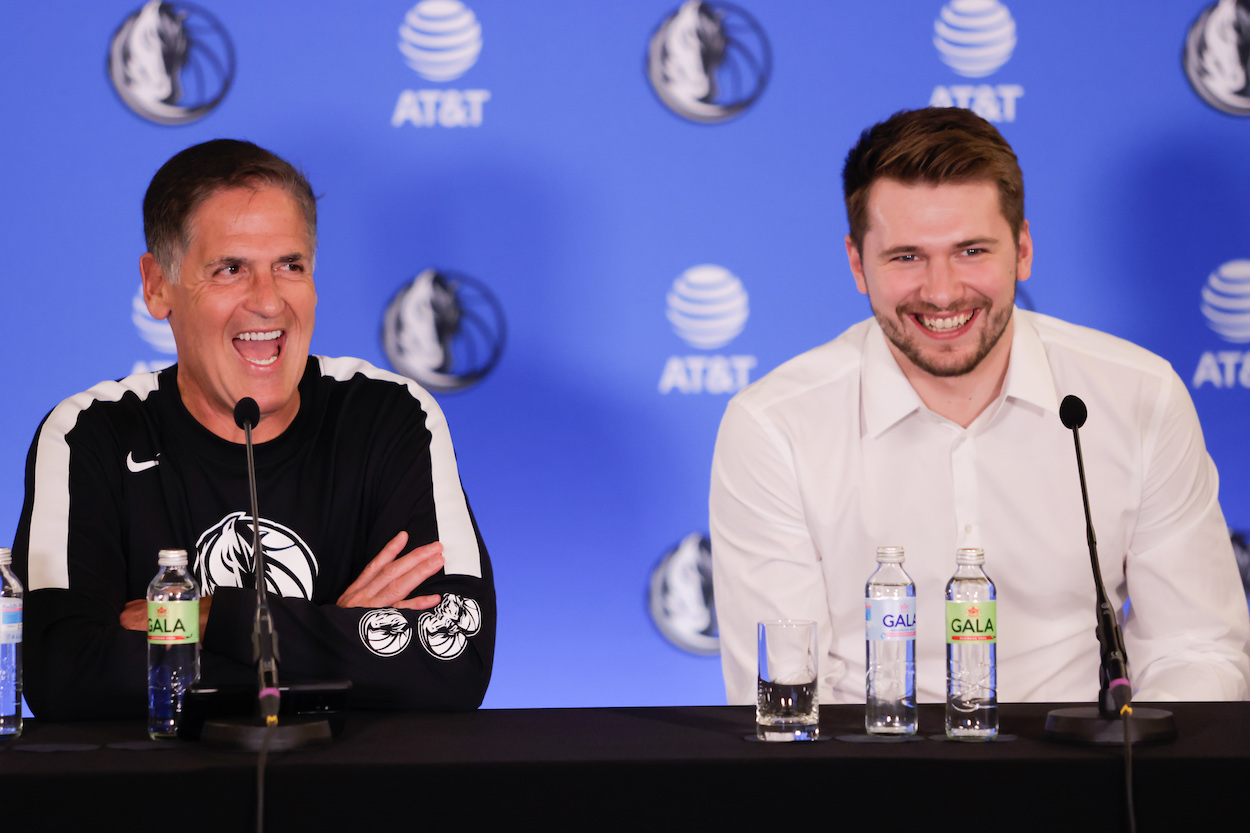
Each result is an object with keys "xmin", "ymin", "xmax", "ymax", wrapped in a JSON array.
[{"xmin": 126, "ymin": 452, "xmax": 160, "ymax": 473}]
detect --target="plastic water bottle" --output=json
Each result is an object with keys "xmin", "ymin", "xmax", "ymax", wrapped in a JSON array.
[
  {"xmin": 945, "ymin": 547, "xmax": 997, "ymax": 740},
  {"xmin": 865, "ymin": 545, "xmax": 917, "ymax": 735},
  {"xmin": 147, "ymin": 549, "xmax": 200, "ymax": 739},
  {"xmin": 0, "ymin": 548, "xmax": 22, "ymax": 739}
]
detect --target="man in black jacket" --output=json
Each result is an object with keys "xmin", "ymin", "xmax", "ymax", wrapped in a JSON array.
[{"xmin": 12, "ymin": 140, "xmax": 495, "ymax": 719}]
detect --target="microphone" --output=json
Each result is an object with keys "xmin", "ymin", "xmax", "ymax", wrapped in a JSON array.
[
  {"xmin": 1045, "ymin": 396, "xmax": 1174, "ymax": 747},
  {"xmin": 1059, "ymin": 395, "xmax": 1132, "ymax": 717},
  {"xmin": 234, "ymin": 397, "xmax": 261, "ymax": 432},
  {"xmin": 183, "ymin": 399, "xmax": 345, "ymax": 750},
  {"xmin": 1059, "ymin": 394, "xmax": 1087, "ymax": 431},
  {"xmin": 233, "ymin": 398, "xmax": 281, "ymax": 727}
]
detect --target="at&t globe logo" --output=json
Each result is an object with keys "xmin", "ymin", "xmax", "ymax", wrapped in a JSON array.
[
  {"xmin": 399, "ymin": 0, "xmax": 482, "ymax": 81},
  {"xmin": 392, "ymin": 0, "xmax": 492, "ymax": 128},
  {"xmin": 1194, "ymin": 260, "xmax": 1250, "ymax": 389},
  {"xmin": 667, "ymin": 264, "xmax": 748, "ymax": 349},
  {"xmin": 934, "ymin": 0, "xmax": 1016, "ymax": 77},
  {"xmin": 929, "ymin": 0, "xmax": 1024, "ymax": 123},
  {"xmin": 131, "ymin": 285, "xmax": 177, "ymax": 374},
  {"xmin": 107, "ymin": 0, "xmax": 235, "ymax": 125},
  {"xmin": 659, "ymin": 264, "xmax": 756, "ymax": 394},
  {"xmin": 382, "ymin": 268, "xmax": 506, "ymax": 393},
  {"xmin": 646, "ymin": 1, "xmax": 771, "ymax": 124},
  {"xmin": 1184, "ymin": 0, "xmax": 1250, "ymax": 116}
]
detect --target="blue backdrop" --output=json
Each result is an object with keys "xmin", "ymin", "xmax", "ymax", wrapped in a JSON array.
[{"xmin": 1, "ymin": 0, "xmax": 1247, "ymax": 709}]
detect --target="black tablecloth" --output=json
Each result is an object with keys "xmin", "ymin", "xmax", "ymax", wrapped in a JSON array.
[{"xmin": 2, "ymin": 702, "xmax": 1246, "ymax": 830}]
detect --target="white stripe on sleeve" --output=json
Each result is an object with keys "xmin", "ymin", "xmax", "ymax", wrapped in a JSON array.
[
  {"xmin": 28, "ymin": 373, "xmax": 162, "ymax": 591},
  {"xmin": 317, "ymin": 356, "xmax": 483, "ymax": 578}
]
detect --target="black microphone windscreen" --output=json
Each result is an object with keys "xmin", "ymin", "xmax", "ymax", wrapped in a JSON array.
[
  {"xmin": 1059, "ymin": 395, "xmax": 1088, "ymax": 430},
  {"xmin": 234, "ymin": 398, "xmax": 261, "ymax": 431}
]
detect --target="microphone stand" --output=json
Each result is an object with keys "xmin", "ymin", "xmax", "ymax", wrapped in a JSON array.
[
  {"xmin": 1044, "ymin": 395, "xmax": 1175, "ymax": 746},
  {"xmin": 197, "ymin": 399, "xmax": 335, "ymax": 752}
]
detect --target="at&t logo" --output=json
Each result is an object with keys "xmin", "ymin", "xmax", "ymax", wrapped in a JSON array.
[
  {"xmin": 1193, "ymin": 259, "xmax": 1250, "ymax": 389},
  {"xmin": 392, "ymin": 0, "xmax": 491, "ymax": 128},
  {"xmin": 658, "ymin": 264, "xmax": 756, "ymax": 395},
  {"xmin": 131, "ymin": 285, "xmax": 176, "ymax": 374},
  {"xmin": 928, "ymin": 0, "xmax": 1024, "ymax": 123}
]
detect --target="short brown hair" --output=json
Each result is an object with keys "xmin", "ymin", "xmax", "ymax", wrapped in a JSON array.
[
  {"xmin": 842, "ymin": 107, "xmax": 1024, "ymax": 253},
  {"xmin": 143, "ymin": 139, "xmax": 318, "ymax": 283}
]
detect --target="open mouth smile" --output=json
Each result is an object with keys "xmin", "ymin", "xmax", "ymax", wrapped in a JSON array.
[{"xmin": 233, "ymin": 329, "xmax": 285, "ymax": 367}]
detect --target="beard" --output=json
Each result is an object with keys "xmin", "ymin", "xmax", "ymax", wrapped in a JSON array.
[{"xmin": 872, "ymin": 283, "xmax": 1016, "ymax": 378}]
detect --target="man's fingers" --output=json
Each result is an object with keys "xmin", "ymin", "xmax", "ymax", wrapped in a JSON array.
[
  {"xmin": 342, "ymin": 531, "xmax": 410, "ymax": 596},
  {"xmin": 338, "ymin": 538, "xmax": 444, "ymax": 609},
  {"xmin": 393, "ymin": 594, "xmax": 441, "ymax": 612},
  {"xmin": 119, "ymin": 599, "xmax": 148, "ymax": 632},
  {"xmin": 362, "ymin": 547, "xmax": 444, "ymax": 608}
]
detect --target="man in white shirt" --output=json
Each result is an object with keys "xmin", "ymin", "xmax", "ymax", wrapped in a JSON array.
[{"xmin": 710, "ymin": 107, "xmax": 1250, "ymax": 706}]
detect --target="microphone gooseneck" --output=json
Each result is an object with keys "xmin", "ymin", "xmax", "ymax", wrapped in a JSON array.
[
  {"xmin": 1061, "ymin": 395, "xmax": 1131, "ymax": 718},
  {"xmin": 234, "ymin": 398, "xmax": 281, "ymax": 727}
]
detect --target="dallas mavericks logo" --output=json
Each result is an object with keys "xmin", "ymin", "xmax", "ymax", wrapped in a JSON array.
[
  {"xmin": 1200, "ymin": 260, "xmax": 1250, "ymax": 342},
  {"xmin": 382, "ymin": 268, "xmax": 506, "ymax": 392},
  {"xmin": 933, "ymin": 0, "xmax": 1017, "ymax": 78},
  {"xmin": 1184, "ymin": 0, "xmax": 1250, "ymax": 116},
  {"xmin": 399, "ymin": 0, "xmax": 483, "ymax": 82},
  {"xmin": 417, "ymin": 594, "xmax": 482, "ymax": 660},
  {"xmin": 107, "ymin": 1, "xmax": 235, "ymax": 125},
  {"xmin": 360, "ymin": 609, "xmax": 413, "ymax": 657},
  {"xmin": 1232, "ymin": 530, "xmax": 1250, "ymax": 598},
  {"xmin": 646, "ymin": 1, "xmax": 771, "ymax": 123},
  {"xmin": 195, "ymin": 512, "xmax": 318, "ymax": 599},
  {"xmin": 647, "ymin": 533, "xmax": 719, "ymax": 655}
]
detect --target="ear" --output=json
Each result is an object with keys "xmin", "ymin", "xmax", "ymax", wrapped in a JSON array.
[
  {"xmin": 140, "ymin": 253, "xmax": 174, "ymax": 320},
  {"xmin": 1015, "ymin": 219, "xmax": 1033, "ymax": 283},
  {"xmin": 845, "ymin": 234, "xmax": 868, "ymax": 295}
]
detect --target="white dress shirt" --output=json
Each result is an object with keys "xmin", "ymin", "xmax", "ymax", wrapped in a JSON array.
[{"xmin": 710, "ymin": 310, "xmax": 1250, "ymax": 705}]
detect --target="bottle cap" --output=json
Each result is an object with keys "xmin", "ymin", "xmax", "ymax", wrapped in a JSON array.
[
  {"xmin": 875, "ymin": 546, "xmax": 905, "ymax": 563},
  {"xmin": 0, "ymin": 548, "xmax": 9, "ymax": 566},
  {"xmin": 157, "ymin": 549, "xmax": 189, "ymax": 567},
  {"xmin": 955, "ymin": 547, "xmax": 985, "ymax": 565}
]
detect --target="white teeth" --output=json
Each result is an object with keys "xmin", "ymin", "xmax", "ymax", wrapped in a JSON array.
[
  {"xmin": 920, "ymin": 312, "xmax": 973, "ymax": 331},
  {"xmin": 235, "ymin": 330, "xmax": 282, "ymax": 341},
  {"xmin": 247, "ymin": 354, "xmax": 278, "ymax": 366}
]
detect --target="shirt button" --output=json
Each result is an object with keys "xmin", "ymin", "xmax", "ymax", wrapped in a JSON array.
[{"xmin": 965, "ymin": 524, "xmax": 973, "ymax": 533}]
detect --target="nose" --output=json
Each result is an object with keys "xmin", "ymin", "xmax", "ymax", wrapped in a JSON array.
[
  {"xmin": 245, "ymin": 271, "xmax": 284, "ymax": 317},
  {"xmin": 919, "ymin": 257, "xmax": 960, "ymax": 309}
]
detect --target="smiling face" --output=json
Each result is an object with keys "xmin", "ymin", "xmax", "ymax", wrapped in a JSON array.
[
  {"xmin": 846, "ymin": 178, "xmax": 1031, "ymax": 382},
  {"xmin": 141, "ymin": 184, "xmax": 317, "ymax": 442}
]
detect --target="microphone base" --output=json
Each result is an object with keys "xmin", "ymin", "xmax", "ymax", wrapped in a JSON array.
[
  {"xmin": 1044, "ymin": 705, "xmax": 1176, "ymax": 745},
  {"xmin": 200, "ymin": 716, "xmax": 334, "ymax": 752}
]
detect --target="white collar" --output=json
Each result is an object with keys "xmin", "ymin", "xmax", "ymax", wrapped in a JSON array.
[{"xmin": 860, "ymin": 309, "xmax": 1059, "ymax": 438}]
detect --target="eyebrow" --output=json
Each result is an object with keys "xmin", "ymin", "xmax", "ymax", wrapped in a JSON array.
[
  {"xmin": 878, "ymin": 238, "xmax": 1001, "ymax": 259},
  {"xmin": 204, "ymin": 252, "xmax": 307, "ymax": 269},
  {"xmin": 952, "ymin": 237, "xmax": 1000, "ymax": 250}
]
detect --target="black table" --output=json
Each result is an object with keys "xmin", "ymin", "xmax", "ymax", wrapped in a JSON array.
[{"xmin": 1, "ymin": 703, "xmax": 1245, "ymax": 830}]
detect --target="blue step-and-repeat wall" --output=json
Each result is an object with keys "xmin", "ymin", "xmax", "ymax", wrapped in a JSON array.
[{"xmin": 1, "ymin": 1, "xmax": 1248, "ymax": 709}]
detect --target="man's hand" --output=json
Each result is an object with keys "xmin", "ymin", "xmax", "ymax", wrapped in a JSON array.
[
  {"xmin": 337, "ymin": 531, "xmax": 444, "ymax": 610},
  {"xmin": 120, "ymin": 595, "xmax": 213, "ymax": 635}
]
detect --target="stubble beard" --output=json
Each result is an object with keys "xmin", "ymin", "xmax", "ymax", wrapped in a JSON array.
[{"xmin": 874, "ymin": 283, "xmax": 1016, "ymax": 378}]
